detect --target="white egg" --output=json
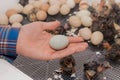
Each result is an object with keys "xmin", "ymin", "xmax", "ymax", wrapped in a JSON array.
[
  {"xmin": 79, "ymin": 28, "xmax": 92, "ymax": 40},
  {"xmin": 9, "ymin": 14, "xmax": 23, "ymax": 24},
  {"xmin": 0, "ymin": 14, "xmax": 8, "ymax": 25},
  {"xmin": 68, "ymin": 16, "xmax": 81, "ymax": 28},
  {"xmin": 81, "ymin": 16, "xmax": 92, "ymax": 27},
  {"xmin": 48, "ymin": 5, "xmax": 60, "ymax": 15},
  {"xmin": 91, "ymin": 31, "xmax": 104, "ymax": 45},
  {"xmin": 60, "ymin": 4, "xmax": 70, "ymax": 15},
  {"xmin": 76, "ymin": 10, "xmax": 91, "ymax": 18},
  {"xmin": 49, "ymin": 35, "xmax": 69, "ymax": 50},
  {"xmin": 66, "ymin": 0, "xmax": 75, "ymax": 9}
]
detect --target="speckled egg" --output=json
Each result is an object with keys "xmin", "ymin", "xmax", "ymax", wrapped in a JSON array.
[
  {"xmin": 23, "ymin": 4, "xmax": 34, "ymax": 15},
  {"xmin": 49, "ymin": 35, "xmax": 69, "ymax": 50},
  {"xmin": 0, "ymin": 14, "xmax": 8, "ymax": 25},
  {"xmin": 14, "ymin": 4, "xmax": 24, "ymax": 13},
  {"xmin": 68, "ymin": 16, "xmax": 81, "ymax": 28},
  {"xmin": 79, "ymin": 28, "xmax": 92, "ymax": 40},
  {"xmin": 76, "ymin": 10, "xmax": 91, "ymax": 18},
  {"xmin": 91, "ymin": 31, "xmax": 104, "ymax": 45},
  {"xmin": 6, "ymin": 9, "xmax": 17, "ymax": 18},
  {"xmin": 66, "ymin": 0, "xmax": 75, "ymax": 9},
  {"xmin": 36, "ymin": 10, "xmax": 47, "ymax": 21},
  {"xmin": 60, "ymin": 4, "xmax": 70, "ymax": 15},
  {"xmin": 9, "ymin": 14, "xmax": 23, "ymax": 24},
  {"xmin": 40, "ymin": 3, "xmax": 50, "ymax": 12},
  {"xmin": 81, "ymin": 16, "xmax": 92, "ymax": 27},
  {"xmin": 48, "ymin": 5, "xmax": 60, "ymax": 15}
]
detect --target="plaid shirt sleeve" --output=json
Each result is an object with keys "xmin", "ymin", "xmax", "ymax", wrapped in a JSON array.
[{"xmin": 0, "ymin": 27, "xmax": 20, "ymax": 63}]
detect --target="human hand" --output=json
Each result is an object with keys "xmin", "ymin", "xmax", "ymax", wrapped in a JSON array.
[{"xmin": 16, "ymin": 21, "xmax": 88, "ymax": 60}]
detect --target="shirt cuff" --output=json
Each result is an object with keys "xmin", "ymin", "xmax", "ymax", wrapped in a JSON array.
[{"xmin": 0, "ymin": 27, "xmax": 20, "ymax": 63}]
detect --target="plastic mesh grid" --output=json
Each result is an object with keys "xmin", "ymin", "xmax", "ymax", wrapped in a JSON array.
[{"xmin": 13, "ymin": 47, "xmax": 120, "ymax": 80}]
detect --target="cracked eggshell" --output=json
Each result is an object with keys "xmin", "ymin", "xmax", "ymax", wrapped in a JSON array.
[
  {"xmin": 49, "ymin": 35, "xmax": 69, "ymax": 50},
  {"xmin": 0, "ymin": 14, "xmax": 8, "ymax": 25},
  {"xmin": 68, "ymin": 16, "xmax": 82, "ymax": 28},
  {"xmin": 91, "ymin": 31, "xmax": 104, "ymax": 45},
  {"xmin": 48, "ymin": 5, "xmax": 60, "ymax": 15},
  {"xmin": 12, "ymin": 22, "xmax": 22, "ymax": 27},
  {"xmin": 66, "ymin": 0, "xmax": 75, "ymax": 9},
  {"xmin": 23, "ymin": 4, "xmax": 34, "ymax": 15},
  {"xmin": 9, "ymin": 14, "xmax": 23, "ymax": 24},
  {"xmin": 76, "ymin": 10, "xmax": 91, "ymax": 18},
  {"xmin": 6, "ymin": 9, "xmax": 17, "ymax": 18},
  {"xmin": 36, "ymin": 10, "xmax": 47, "ymax": 21},
  {"xmin": 81, "ymin": 16, "xmax": 92, "ymax": 27},
  {"xmin": 60, "ymin": 4, "xmax": 70, "ymax": 15},
  {"xmin": 14, "ymin": 4, "xmax": 24, "ymax": 13},
  {"xmin": 79, "ymin": 28, "xmax": 92, "ymax": 40}
]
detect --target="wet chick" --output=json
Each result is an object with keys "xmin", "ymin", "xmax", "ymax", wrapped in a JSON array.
[{"xmin": 60, "ymin": 55, "xmax": 76, "ymax": 76}]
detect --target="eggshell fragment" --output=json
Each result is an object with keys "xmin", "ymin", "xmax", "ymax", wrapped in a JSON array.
[
  {"xmin": 23, "ymin": 4, "xmax": 34, "ymax": 15},
  {"xmin": 60, "ymin": 4, "xmax": 70, "ymax": 15},
  {"xmin": 14, "ymin": 4, "xmax": 24, "ymax": 13},
  {"xmin": 0, "ymin": 14, "xmax": 8, "ymax": 25},
  {"xmin": 79, "ymin": 28, "xmax": 92, "ymax": 40},
  {"xmin": 36, "ymin": 10, "xmax": 47, "ymax": 21},
  {"xmin": 6, "ymin": 9, "xmax": 17, "ymax": 18},
  {"xmin": 76, "ymin": 10, "xmax": 91, "ymax": 18},
  {"xmin": 9, "ymin": 14, "xmax": 23, "ymax": 24},
  {"xmin": 12, "ymin": 22, "xmax": 22, "ymax": 27},
  {"xmin": 48, "ymin": 5, "xmax": 60, "ymax": 15},
  {"xmin": 68, "ymin": 16, "xmax": 82, "ymax": 28},
  {"xmin": 91, "ymin": 31, "xmax": 104, "ymax": 45},
  {"xmin": 81, "ymin": 16, "xmax": 92, "ymax": 27},
  {"xmin": 49, "ymin": 35, "xmax": 69, "ymax": 50}
]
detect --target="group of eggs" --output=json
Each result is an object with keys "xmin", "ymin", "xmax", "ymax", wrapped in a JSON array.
[
  {"xmin": 0, "ymin": 0, "xmax": 87, "ymax": 27},
  {"xmin": 0, "ymin": 0, "xmax": 104, "ymax": 50}
]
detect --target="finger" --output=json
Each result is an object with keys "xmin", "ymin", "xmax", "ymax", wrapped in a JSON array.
[
  {"xmin": 50, "ymin": 42, "xmax": 88, "ymax": 59},
  {"xmin": 68, "ymin": 36, "xmax": 84, "ymax": 43},
  {"xmin": 42, "ymin": 20, "xmax": 61, "ymax": 30}
]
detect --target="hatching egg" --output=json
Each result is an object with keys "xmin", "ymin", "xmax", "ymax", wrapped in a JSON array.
[
  {"xmin": 79, "ymin": 28, "xmax": 92, "ymax": 40},
  {"xmin": 48, "ymin": 5, "xmax": 60, "ymax": 15},
  {"xmin": 9, "ymin": 14, "xmax": 23, "ymax": 24},
  {"xmin": 0, "ymin": 14, "xmax": 8, "ymax": 25},
  {"xmin": 49, "ymin": 35, "xmax": 69, "ymax": 50},
  {"xmin": 81, "ymin": 16, "xmax": 92, "ymax": 27},
  {"xmin": 12, "ymin": 22, "xmax": 22, "ymax": 27},
  {"xmin": 23, "ymin": 4, "xmax": 34, "ymax": 15},
  {"xmin": 14, "ymin": 4, "xmax": 24, "ymax": 13},
  {"xmin": 6, "ymin": 9, "xmax": 17, "ymax": 18},
  {"xmin": 68, "ymin": 16, "xmax": 81, "ymax": 28},
  {"xmin": 76, "ymin": 10, "xmax": 91, "ymax": 18},
  {"xmin": 91, "ymin": 31, "xmax": 104, "ymax": 45},
  {"xmin": 60, "ymin": 4, "xmax": 70, "ymax": 15},
  {"xmin": 40, "ymin": 3, "xmax": 50, "ymax": 12},
  {"xmin": 66, "ymin": 0, "xmax": 75, "ymax": 9},
  {"xmin": 36, "ymin": 10, "xmax": 47, "ymax": 21}
]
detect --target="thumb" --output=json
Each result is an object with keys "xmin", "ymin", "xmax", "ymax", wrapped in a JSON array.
[{"xmin": 42, "ymin": 20, "xmax": 61, "ymax": 30}]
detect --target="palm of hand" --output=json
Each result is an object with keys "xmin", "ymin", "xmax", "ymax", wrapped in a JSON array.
[{"xmin": 17, "ymin": 21, "xmax": 88, "ymax": 60}]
